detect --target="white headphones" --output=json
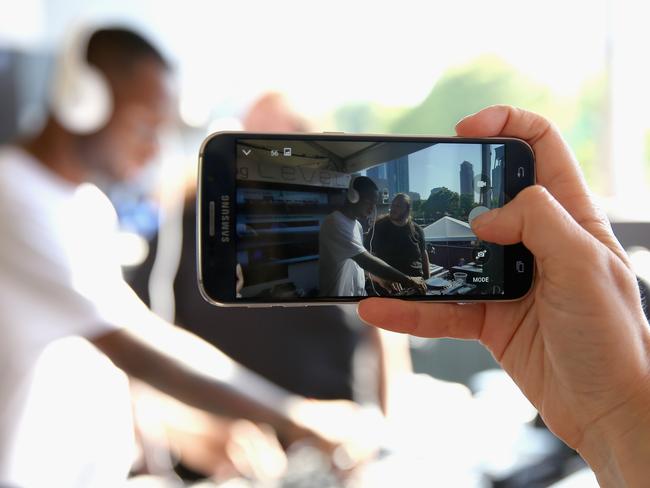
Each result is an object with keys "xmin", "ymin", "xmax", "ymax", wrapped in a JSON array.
[
  {"xmin": 50, "ymin": 25, "xmax": 113, "ymax": 134},
  {"xmin": 347, "ymin": 175, "xmax": 360, "ymax": 203}
]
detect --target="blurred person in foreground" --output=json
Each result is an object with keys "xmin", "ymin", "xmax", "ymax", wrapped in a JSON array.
[
  {"xmin": 0, "ymin": 27, "xmax": 366, "ymax": 488},
  {"xmin": 366, "ymin": 193, "xmax": 430, "ymax": 296},
  {"xmin": 358, "ymin": 105, "xmax": 650, "ymax": 487},
  {"xmin": 130, "ymin": 92, "xmax": 417, "ymax": 481},
  {"xmin": 132, "ymin": 91, "xmax": 412, "ymax": 411}
]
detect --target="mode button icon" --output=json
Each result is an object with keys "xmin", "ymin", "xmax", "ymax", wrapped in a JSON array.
[{"xmin": 515, "ymin": 260, "xmax": 525, "ymax": 273}]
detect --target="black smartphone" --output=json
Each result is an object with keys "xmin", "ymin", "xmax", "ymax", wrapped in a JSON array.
[{"xmin": 198, "ymin": 133, "xmax": 535, "ymax": 306}]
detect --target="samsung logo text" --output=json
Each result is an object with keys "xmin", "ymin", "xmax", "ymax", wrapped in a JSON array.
[{"xmin": 220, "ymin": 195, "xmax": 231, "ymax": 242}]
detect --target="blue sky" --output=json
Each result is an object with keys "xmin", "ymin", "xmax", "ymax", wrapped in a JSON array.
[{"xmin": 408, "ymin": 143, "xmax": 482, "ymax": 198}]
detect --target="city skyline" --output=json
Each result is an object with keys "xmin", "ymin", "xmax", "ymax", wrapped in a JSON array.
[
  {"xmin": 364, "ymin": 143, "xmax": 505, "ymax": 203},
  {"xmin": 409, "ymin": 143, "xmax": 482, "ymax": 198},
  {"xmin": 367, "ymin": 143, "xmax": 481, "ymax": 199},
  {"xmin": 366, "ymin": 155, "xmax": 409, "ymax": 199}
]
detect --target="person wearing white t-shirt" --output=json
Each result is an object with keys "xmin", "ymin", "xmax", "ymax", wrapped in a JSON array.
[
  {"xmin": 0, "ymin": 28, "xmax": 364, "ymax": 487},
  {"xmin": 319, "ymin": 176, "xmax": 426, "ymax": 297}
]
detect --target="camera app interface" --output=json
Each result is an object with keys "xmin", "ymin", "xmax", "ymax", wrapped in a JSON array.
[{"xmin": 235, "ymin": 140, "xmax": 505, "ymax": 299}]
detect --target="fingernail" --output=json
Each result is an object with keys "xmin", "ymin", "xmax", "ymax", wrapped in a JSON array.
[{"xmin": 471, "ymin": 208, "xmax": 499, "ymax": 231}]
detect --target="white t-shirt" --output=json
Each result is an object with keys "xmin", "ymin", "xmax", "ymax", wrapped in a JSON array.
[
  {"xmin": 0, "ymin": 147, "xmax": 141, "ymax": 486},
  {"xmin": 318, "ymin": 210, "xmax": 367, "ymax": 297}
]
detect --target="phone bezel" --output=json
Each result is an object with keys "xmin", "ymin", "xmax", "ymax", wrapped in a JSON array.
[{"xmin": 198, "ymin": 132, "xmax": 535, "ymax": 307}]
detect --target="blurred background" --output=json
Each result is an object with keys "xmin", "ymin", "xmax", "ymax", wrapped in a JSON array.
[
  {"xmin": 3, "ymin": 0, "xmax": 650, "ymax": 217},
  {"xmin": 2, "ymin": 0, "xmax": 649, "ymax": 486}
]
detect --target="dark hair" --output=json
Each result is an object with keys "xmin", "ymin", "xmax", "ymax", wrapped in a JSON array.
[
  {"xmin": 352, "ymin": 176, "xmax": 378, "ymax": 199},
  {"xmin": 86, "ymin": 28, "xmax": 170, "ymax": 75}
]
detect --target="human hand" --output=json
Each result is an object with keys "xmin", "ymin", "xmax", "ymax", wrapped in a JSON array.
[
  {"xmin": 288, "ymin": 399, "xmax": 383, "ymax": 469},
  {"xmin": 357, "ymin": 106, "xmax": 650, "ymax": 486},
  {"xmin": 165, "ymin": 409, "xmax": 287, "ymax": 482},
  {"xmin": 370, "ymin": 274, "xmax": 403, "ymax": 294},
  {"xmin": 406, "ymin": 276, "xmax": 427, "ymax": 294}
]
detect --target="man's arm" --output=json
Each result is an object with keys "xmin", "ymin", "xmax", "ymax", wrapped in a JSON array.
[
  {"xmin": 352, "ymin": 251, "xmax": 423, "ymax": 289},
  {"xmin": 92, "ymin": 315, "xmax": 317, "ymax": 443},
  {"xmin": 368, "ymin": 327, "xmax": 413, "ymax": 416},
  {"xmin": 418, "ymin": 229, "xmax": 430, "ymax": 279},
  {"xmin": 421, "ymin": 251, "xmax": 430, "ymax": 280}
]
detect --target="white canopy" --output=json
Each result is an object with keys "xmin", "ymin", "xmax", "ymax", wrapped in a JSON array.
[{"xmin": 423, "ymin": 216, "xmax": 476, "ymax": 242}]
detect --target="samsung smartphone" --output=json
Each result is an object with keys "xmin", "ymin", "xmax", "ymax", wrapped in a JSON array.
[{"xmin": 198, "ymin": 133, "xmax": 535, "ymax": 306}]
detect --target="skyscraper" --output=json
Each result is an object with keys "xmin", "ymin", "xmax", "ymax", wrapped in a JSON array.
[
  {"xmin": 368, "ymin": 157, "xmax": 410, "ymax": 199},
  {"xmin": 366, "ymin": 165, "xmax": 389, "ymax": 203},
  {"xmin": 366, "ymin": 165, "xmax": 386, "ymax": 181},
  {"xmin": 491, "ymin": 145, "xmax": 505, "ymax": 206},
  {"xmin": 460, "ymin": 160, "xmax": 474, "ymax": 196},
  {"xmin": 480, "ymin": 145, "xmax": 492, "ymax": 206},
  {"xmin": 386, "ymin": 156, "xmax": 410, "ymax": 196}
]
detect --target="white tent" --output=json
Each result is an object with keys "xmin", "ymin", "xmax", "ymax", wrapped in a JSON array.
[{"xmin": 423, "ymin": 216, "xmax": 476, "ymax": 242}]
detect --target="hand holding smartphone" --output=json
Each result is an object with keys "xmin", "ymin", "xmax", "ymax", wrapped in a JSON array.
[{"xmin": 198, "ymin": 133, "xmax": 535, "ymax": 306}]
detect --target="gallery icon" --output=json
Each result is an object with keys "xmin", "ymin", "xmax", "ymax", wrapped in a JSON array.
[{"xmin": 283, "ymin": 147, "xmax": 292, "ymax": 157}]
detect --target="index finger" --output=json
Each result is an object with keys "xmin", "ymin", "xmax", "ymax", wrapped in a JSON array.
[{"xmin": 455, "ymin": 105, "xmax": 597, "ymax": 226}]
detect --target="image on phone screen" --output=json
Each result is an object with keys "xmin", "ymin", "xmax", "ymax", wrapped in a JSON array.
[{"xmin": 217, "ymin": 138, "xmax": 528, "ymax": 302}]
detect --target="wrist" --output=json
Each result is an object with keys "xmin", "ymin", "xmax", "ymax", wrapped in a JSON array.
[
  {"xmin": 577, "ymin": 379, "xmax": 650, "ymax": 487},
  {"xmin": 399, "ymin": 274, "xmax": 414, "ymax": 286}
]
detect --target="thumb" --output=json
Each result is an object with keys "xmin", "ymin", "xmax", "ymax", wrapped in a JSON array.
[{"xmin": 471, "ymin": 185, "xmax": 598, "ymax": 266}]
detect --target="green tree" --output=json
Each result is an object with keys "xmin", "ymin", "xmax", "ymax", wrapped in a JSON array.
[
  {"xmin": 422, "ymin": 187, "xmax": 459, "ymax": 222},
  {"xmin": 411, "ymin": 199, "xmax": 424, "ymax": 220},
  {"xmin": 333, "ymin": 102, "xmax": 407, "ymax": 134},
  {"xmin": 331, "ymin": 56, "xmax": 607, "ymax": 194},
  {"xmin": 459, "ymin": 193, "xmax": 476, "ymax": 221},
  {"xmin": 391, "ymin": 55, "xmax": 554, "ymax": 135}
]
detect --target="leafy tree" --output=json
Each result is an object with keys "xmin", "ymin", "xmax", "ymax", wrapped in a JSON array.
[
  {"xmin": 333, "ymin": 102, "xmax": 407, "ymax": 134},
  {"xmin": 391, "ymin": 55, "xmax": 554, "ymax": 135},
  {"xmin": 421, "ymin": 187, "xmax": 459, "ymax": 222},
  {"xmin": 459, "ymin": 194, "xmax": 476, "ymax": 221},
  {"xmin": 411, "ymin": 199, "xmax": 424, "ymax": 220},
  {"xmin": 332, "ymin": 55, "xmax": 607, "ymax": 193}
]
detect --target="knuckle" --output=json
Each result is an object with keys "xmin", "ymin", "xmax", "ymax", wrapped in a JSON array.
[
  {"xmin": 605, "ymin": 249, "xmax": 639, "ymax": 294},
  {"xmin": 507, "ymin": 106, "xmax": 555, "ymax": 143},
  {"xmin": 526, "ymin": 113, "xmax": 553, "ymax": 143},
  {"xmin": 518, "ymin": 184, "xmax": 552, "ymax": 207}
]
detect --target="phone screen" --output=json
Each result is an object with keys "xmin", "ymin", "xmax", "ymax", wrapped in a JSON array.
[{"xmin": 225, "ymin": 138, "xmax": 525, "ymax": 301}]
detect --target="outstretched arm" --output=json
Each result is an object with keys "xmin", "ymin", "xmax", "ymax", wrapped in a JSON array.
[
  {"xmin": 92, "ymin": 307, "xmax": 345, "ymax": 449},
  {"xmin": 353, "ymin": 251, "xmax": 425, "ymax": 291},
  {"xmin": 418, "ymin": 231, "xmax": 430, "ymax": 280},
  {"xmin": 93, "ymin": 321, "xmax": 307, "ymax": 439}
]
